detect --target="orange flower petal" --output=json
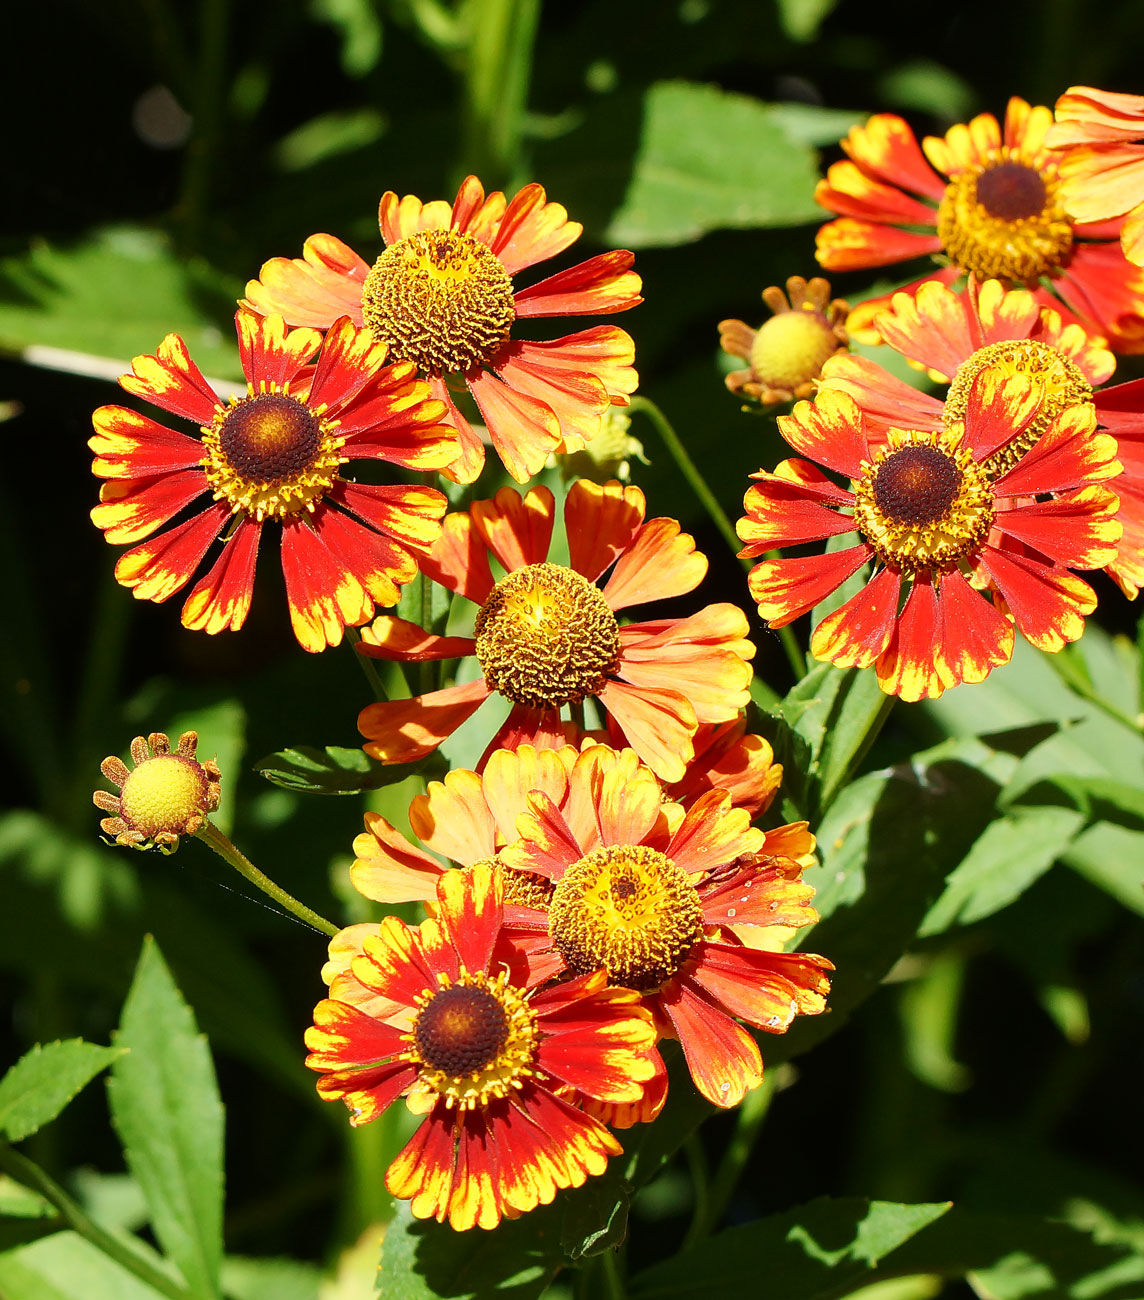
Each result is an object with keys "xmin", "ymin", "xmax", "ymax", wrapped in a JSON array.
[
  {"xmin": 565, "ymin": 479, "xmax": 645, "ymax": 582},
  {"xmin": 358, "ymin": 678, "xmax": 491, "ymax": 763},
  {"xmin": 471, "ymin": 484, "xmax": 556, "ymax": 572},
  {"xmin": 978, "ymin": 547, "xmax": 1096, "ymax": 652},
  {"xmin": 357, "ymin": 614, "xmax": 474, "ymax": 662},
  {"xmin": 513, "ymin": 251, "xmax": 642, "ymax": 318},
  {"xmin": 874, "ymin": 577, "xmax": 950, "ymax": 701},
  {"xmin": 243, "ymin": 233, "xmax": 368, "ymax": 328},
  {"xmin": 91, "ymin": 471, "xmax": 208, "ymax": 545},
  {"xmin": 602, "ymin": 516, "xmax": 707, "ymax": 610},
  {"xmin": 594, "ymin": 679, "xmax": 696, "ymax": 783},
  {"xmin": 810, "ymin": 565, "xmax": 901, "ymax": 670},
  {"xmin": 114, "ymin": 503, "xmax": 229, "ymax": 604},
  {"xmin": 467, "ymin": 367, "xmax": 562, "ymax": 484},
  {"xmin": 409, "ymin": 769, "xmax": 497, "ymax": 867},
  {"xmin": 657, "ymin": 979, "xmax": 762, "ymax": 1108},
  {"xmin": 487, "ymin": 182, "xmax": 583, "ymax": 277},
  {"xmin": 748, "ymin": 545, "xmax": 872, "ymax": 627},
  {"xmin": 118, "ymin": 333, "xmax": 223, "ymax": 425},
  {"xmin": 350, "ymin": 811, "xmax": 448, "ymax": 903}
]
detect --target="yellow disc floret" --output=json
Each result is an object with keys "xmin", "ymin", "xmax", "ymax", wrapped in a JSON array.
[
  {"xmin": 405, "ymin": 970, "xmax": 538, "ymax": 1111},
  {"xmin": 944, "ymin": 339, "xmax": 1093, "ymax": 477},
  {"xmin": 94, "ymin": 731, "xmax": 221, "ymax": 854},
  {"xmin": 548, "ymin": 845, "xmax": 705, "ymax": 991},
  {"xmin": 474, "ymin": 563, "xmax": 621, "ymax": 710},
  {"xmin": 936, "ymin": 153, "xmax": 1073, "ymax": 283},
  {"xmin": 749, "ymin": 309, "xmax": 844, "ymax": 393},
  {"xmin": 201, "ymin": 389, "xmax": 345, "ymax": 521},
  {"xmin": 852, "ymin": 428, "xmax": 994, "ymax": 571},
  {"xmin": 360, "ymin": 229, "xmax": 516, "ymax": 374}
]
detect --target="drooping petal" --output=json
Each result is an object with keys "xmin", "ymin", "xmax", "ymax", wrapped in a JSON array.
[
  {"xmin": 114, "ymin": 503, "xmax": 230, "ymax": 603},
  {"xmin": 91, "ymin": 471, "xmax": 209, "ymax": 545},
  {"xmin": 358, "ymin": 678, "xmax": 491, "ymax": 763},
  {"xmin": 931, "ymin": 568, "xmax": 1014, "ymax": 689},
  {"xmin": 602, "ymin": 517, "xmax": 707, "ymax": 610},
  {"xmin": 350, "ymin": 812, "xmax": 448, "ymax": 903},
  {"xmin": 430, "ymin": 377, "xmax": 485, "ymax": 485},
  {"xmin": 356, "ymin": 615, "xmax": 474, "ymax": 662},
  {"xmin": 810, "ymin": 565, "xmax": 901, "ymax": 669},
  {"xmin": 656, "ymin": 979, "xmax": 763, "ymax": 1108},
  {"xmin": 278, "ymin": 515, "xmax": 373, "ymax": 652},
  {"xmin": 181, "ymin": 518, "xmax": 262, "ymax": 634},
  {"xmin": 978, "ymin": 546, "xmax": 1097, "ymax": 651},
  {"xmin": 243, "ymin": 233, "xmax": 369, "ymax": 328},
  {"xmin": 594, "ymin": 678, "xmax": 697, "ymax": 783},
  {"xmin": 874, "ymin": 575, "xmax": 949, "ymax": 701},
  {"xmin": 513, "ymin": 251, "xmax": 642, "ymax": 317},
  {"xmin": 419, "ymin": 508, "xmax": 496, "ymax": 604},
  {"xmin": 467, "ymin": 366, "xmax": 562, "ymax": 484},
  {"xmin": 747, "ymin": 545, "xmax": 873, "ymax": 626},
  {"xmin": 997, "ymin": 486, "xmax": 1122, "ymax": 570}
]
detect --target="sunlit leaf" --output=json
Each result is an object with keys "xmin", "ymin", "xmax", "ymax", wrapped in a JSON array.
[{"xmin": 0, "ymin": 1040, "xmax": 125, "ymax": 1143}]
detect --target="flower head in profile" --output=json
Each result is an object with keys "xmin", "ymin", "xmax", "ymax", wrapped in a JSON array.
[
  {"xmin": 819, "ymin": 277, "xmax": 1144, "ymax": 597},
  {"xmin": 356, "ymin": 479, "xmax": 754, "ymax": 782},
  {"xmin": 244, "ymin": 176, "xmax": 642, "ymax": 484},
  {"xmin": 349, "ymin": 744, "xmax": 830, "ymax": 1113},
  {"xmin": 719, "ymin": 275, "xmax": 849, "ymax": 405},
  {"xmin": 94, "ymin": 731, "xmax": 220, "ymax": 854},
  {"xmin": 738, "ymin": 367, "xmax": 1122, "ymax": 700},
  {"xmin": 305, "ymin": 860, "xmax": 657, "ymax": 1231},
  {"xmin": 1047, "ymin": 87, "xmax": 1144, "ymax": 267},
  {"xmin": 815, "ymin": 98, "xmax": 1144, "ymax": 351},
  {"xmin": 90, "ymin": 312, "xmax": 459, "ymax": 652}
]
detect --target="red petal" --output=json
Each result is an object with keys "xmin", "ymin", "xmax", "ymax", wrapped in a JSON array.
[
  {"xmin": 91, "ymin": 470, "xmax": 209, "ymax": 545},
  {"xmin": 279, "ymin": 516, "xmax": 373, "ymax": 652},
  {"xmin": 656, "ymin": 980, "xmax": 762, "ymax": 1108},
  {"xmin": 119, "ymin": 333, "xmax": 222, "ymax": 425},
  {"xmin": 978, "ymin": 546, "xmax": 1096, "ymax": 651},
  {"xmin": 777, "ymin": 389, "xmax": 870, "ymax": 479},
  {"xmin": 874, "ymin": 575, "xmax": 948, "ymax": 701},
  {"xmin": 235, "ymin": 311, "xmax": 322, "ymax": 392},
  {"xmin": 747, "ymin": 545, "xmax": 872, "ymax": 626},
  {"xmin": 113, "ymin": 503, "xmax": 229, "ymax": 603},
  {"xmin": 932, "ymin": 568, "xmax": 1013, "ymax": 688},
  {"xmin": 810, "ymin": 566, "xmax": 901, "ymax": 668},
  {"xmin": 181, "ymin": 518, "xmax": 261, "ymax": 634},
  {"xmin": 513, "ymin": 251, "xmax": 642, "ymax": 318}
]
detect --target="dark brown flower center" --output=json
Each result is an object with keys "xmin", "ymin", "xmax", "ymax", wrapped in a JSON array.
[
  {"xmin": 413, "ymin": 984, "xmax": 509, "ymax": 1076},
  {"xmin": 872, "ymin": 445, "xmax": 963, "ymax": 526},
  {"xmin": 219, "ymin": 393, "xmax": 321, "ymax": 481},
  {"xmin": 975, "ymin": 162, "xmax": 1047, "ymax": 222}
]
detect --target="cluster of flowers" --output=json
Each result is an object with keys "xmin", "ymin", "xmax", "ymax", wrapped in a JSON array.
[
  {"xmin": 724, "ymin": 89, "xmax": 1144, "ymax": 699},
  {"xmin": 89, "ymin": 82, "xmax": 1144, "ymax": 1231}
]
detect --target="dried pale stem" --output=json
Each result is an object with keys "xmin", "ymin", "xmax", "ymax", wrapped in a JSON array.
[{"xmin": 196, "ymin": 821, "xmax": 339, "ymax": 937}]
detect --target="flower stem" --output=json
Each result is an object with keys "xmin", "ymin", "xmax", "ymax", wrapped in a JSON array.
[
  {"xmin": 629, "ymin": 395, "xmax": 806, "ymax": 681},
  {"xmin": 0, "ymin": 1142, "xmax": 198, "ymax": 1300},
  {"xmin": 347, "ymin": 627, "xmax": 389, "ymax": 702},
  {"xmin": 196, "ymin": 821, "xmax": 339, "ymax": 937},
  {"xmin": 459, "ymin": 0, "xmax": 540, "ymax": 187}
]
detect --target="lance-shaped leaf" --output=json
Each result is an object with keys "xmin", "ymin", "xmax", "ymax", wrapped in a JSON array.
[{"xmin": 0, "ymin": 1040, "xmax": 125, "ymax": 1143}]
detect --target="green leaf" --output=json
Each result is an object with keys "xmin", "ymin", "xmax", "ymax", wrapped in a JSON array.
[
  {"xmin": 628, "ymin": 1197, "xmax": 951, "ymax": 1299},
  {"xmin": 107, "ymin": 938, "xmax": 224, "ymax": 1300},
  {"xmin": 1064, "ymin": 823, "xmax": 1144, "ymax": 916},
  {"xmin": 221, "ymin": 1256, "xmax": 322, "ymax": 1300},
  {"xmin": 0, "ymin": 1040, "xmax": 126, "ymax": 1142},
  {"xmin": 774, "ymin": 0, "xmax": 839, "ymax": 41},
  {"xmin": 603, "ymin": 82, "xmax": 822, "ymax": 247},
  {"xmin": 0, "ymin": 227, "xmax": 241, "ymax": 380},
  {"xmin": 0, "ymin": 1178, "xmax": 60, "ymax": 1252},
  {"xmin": 0, "ymin": 1232, "xmax": 173, "ymax": 1300},
  {"xmin": 918, "ymin": 805, "xmax": 1085, "ymax": 937},
  {"xmin": 254, "ymin": 745, "xmax": 420, "ymax": 795},
  {"xmin": 375, "ymin": 1199, "xmax": 556, "ymax": 1300}
]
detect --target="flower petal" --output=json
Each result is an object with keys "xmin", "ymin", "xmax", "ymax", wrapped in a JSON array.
[
  {"xmin": 488, "ymin": 183, "xmax": 583, "ymax": 277},
  {"xmin": 657, "ymin": 979, "xmax": 762, "ymax": 1108},
  {"xmin": 118, "ymin": 334, "xmax": 223, "ymax": 425},
  {"xmin": 358, "ymin": 678, "xmax": 491, "ymax": 764},
  {"xmin": 244, "ymin": 233, "xmax": 368, "ymax": 328},
  {"xmin": 279, "ymin": 515, "xmax": 373, "ymax": 652},
  {"xmin": 602, "ymin": 516, "xmax": 707, "ymax": 610},
  {"xmin": 92, "ymin": 471, "xmax": 209, "ymax": 545},
  {"xmin": 409, "ymin": 769, "xmax": 497, "ymax": 867},
  {"xmin": 181, "ymin": 518, "xmax": 261, "ymax": 634},
  {"xmin": 594, "ymin": 679, "xmax": 696, "ymax": 783},
  {"xmin": 565, "ymin": 479, "xmax": 646, "ymax": 582},
  {"xmin": 467, "ymin": 367, "xmax": 562, "ymax": 483},
  {"xmin": 471, "ymin": 485, "xmax": 556, "ymax": 572},
  {"xmin": 114, "ymin": 503, "xmax": 229, "ymax": 603},
  {"xmin": 513, "ymin": 251, "xmax": 642, "ymax": 318},
  {"xmin": 236, "ymin": 311, "xmax": 322, "ymax": 392},
  {"xmin": 351, "ymin": 812, "xmax": 448, "ymax": 903},
  {"xmin": 747, "ymin": 545, "xmax": 873, "ymax": 626},
  {"xmin": 978, "ymin": 546, "xmax": 1097, "ymax": 651},
  {"xmin": 810, "ymin": 566, "xmax": 901, "ymax": 669}
]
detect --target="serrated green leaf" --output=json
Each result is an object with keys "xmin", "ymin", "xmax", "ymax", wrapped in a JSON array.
[
  {"xmin": 0, "ymin": 1232, "xmax": 174, "ymax": 1300},
  {"xmin": 604, "ymin": 82, "xmax": 822, "ymax": 246},
  {"xmin": 254, "ymin": 744, "xmax": 419, "ymax": 795},
  {"xmin": 1064, "ymin": 822, "xmax": 1144, "ymax": 916},
  {"xmin": 107, "ymin": 939, "xmax": 223, "ymax": 1300},
  {"xmin": 0, "ymin": 1039, "xmax": 125, "ymax": 1142},
  {"xmin": 919, "ymin": 805, "xmax": 1085, "ymax": 937},
  {"xmin": 628, "ymin": 1197, "xmax": 950, "ymax": 1299}
]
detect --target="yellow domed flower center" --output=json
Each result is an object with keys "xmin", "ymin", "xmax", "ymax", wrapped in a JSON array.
[
  {"xmin": 944, "ymin": 339, "xmax": 1093, "ymax": 477},
  {"xmin": 119, "ymin": 754, "xmax": 213, "ymax": 839},
  {"xmin": 749, "ymin": 309, "xmax": 842, "ymax": 391},
  {"xmin": 474, "ymin": 563, "xmax": 622, "ymax": 710},
  {"xmin": 936, "ymin": 153, "xmax": 1073, "ymax": 283},
  {"xmin": 360, "ymin": 229, "xmax": 516, "ymax": 374},
  {"xmin": 406, "ymin": 972, "xmax": 538, "ymax": 1110},
  {"xmin": 548, "ymin": 845, "xmax": 705, "ymax": 991},
  {"xmin": 852, "ymin": 430, "xmax": 994, "ymax": 571},
  {"xmin": 201, "ymin": 390, "xmax": 345, "ymax": 522}
]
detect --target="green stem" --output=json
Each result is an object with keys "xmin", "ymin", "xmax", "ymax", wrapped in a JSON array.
[
  {"xmin": 600, "ymin": 1246, "xmax": 627, "ymax": 1300},
  {"xmin": 175, "ymin": 0, "xmax": 229, "ymax": 252},
  {"xmin": 347, "ymin": 627, "xmax": 389, "ymax": 702},
  {"xmin": 1045, "ymin": 651, "xmax": 1143, "ymax": 735},
  {"xmin": 0, "ymin": 1143, "xmax": 197, "ymax": 1300},
  {"xmin": 629, "ymin": 395, "xmax": 805, "ymax": 680},
  {"xmin": 460, "ymin": 0, "xmax": 541, "ymax": 186},
  {"xmin": 680, "ymin": 1133, "xmax": 711, "ymax": 1253},
  {"xmin": 195, "ymin": 821, "xmax": 339, "ymax": 936},
  {"xmin": 695, "ymin": 1071, "xmax": 777, "ymax": 1242}
]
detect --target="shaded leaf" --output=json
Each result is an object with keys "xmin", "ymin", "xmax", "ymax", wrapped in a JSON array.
[
  {"xmin": 628, "ymin": 1197, "xmax": 951, "ymax": 1299},
  {"xmin": 0, "ymin": 1232, "xmax": 174, "ymax": 1300},
  {"xmin": 107, "ymin": 939, "xmax": 224, "ymax": 1300},
  {"xmin": 0, "ymin": 1040, "xmax": 125, "ymax": 1142},
  {"xmin": 254, "ymin": 744, "xmax": 420, "ymax": 795},
  {"xmin": 1063, "ymin": 823, "xmax": 1144, "ymax": 917},
  {"xmin": 602, "ymin": 82, "xmax": 821, "ymax": 247}
]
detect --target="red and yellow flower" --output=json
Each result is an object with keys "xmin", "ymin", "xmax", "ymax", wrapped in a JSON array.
[
  {"xmin": 1048, "ymin": 87, "xmax": 1144, "ymax": 267},
  {"xmin": 738, "ymin": 366, "xmax": 1122, "ymax": 700},
  {"xmin": 349, "ymin": 743, "xmax": 830, "ymax": 1112},
  {"xmin": 815, "ymin": 98, "xmax": 1144, "ymax": 351},
  {"xmin": 244, "ymin": 176, "xmax": 641, "ymax": 484},
  {"xmin": 718, "ymin": 275, "xmax": 849, "ymax": 405},
  {"xmin": 90, "ymin": 312, "xmax": 458, "ymax": 652},
  {"xmin": 356, "ymin": 479, "xmax": 754, "ymax": 782},
  {"xmin": 818, "ymin": 277, "xmax": 1144, "ymax": 597},
  {"xmin": 306, "ymin": 860, "xmax": 657, "ymax": 1231}
]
